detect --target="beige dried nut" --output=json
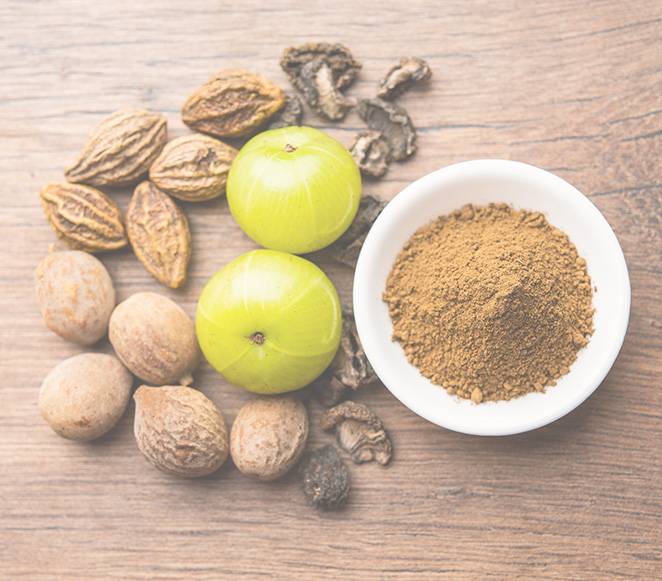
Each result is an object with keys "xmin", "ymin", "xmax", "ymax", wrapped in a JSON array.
[
  {"xmin": 230, "ymin": 396, "xmax": 308, "ymax": 481},
  {"xmin": 39, "ymin": 353, "xmax": 133, "ymax": 441},
  {"xmin": 148, "ymin": 134, "xmax": 238, "ymax": 202},
  {"xmin": 321, "ymin": 401, "xmax": 392, "ymax": 465},
  {"xmin": 126, "ymin": 181, "xmax": 191, "ymax": 289},
  {"xmin": 39, "ymin": 182, "xmax": 128, "ymax": 252},
  {"xmin": 181, "ymin": 68, "xmax": 286, "ymax": 138},
  {"xmin": 109, "ymin": 292, "xmax": 201, "ymax": 386},
  {"xmin": 35, "ymin": 248, "xmax": 115, "ymax": 345},
  {"xmin": 65, "ymin": 108, "xmax": 167, "ymax": 187},
  {"xmin": 134, "ymin": 384, "xmax": 229, "ymax": 478}
]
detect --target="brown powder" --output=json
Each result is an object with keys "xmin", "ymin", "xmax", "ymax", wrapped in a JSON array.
[{"xmin": 382, "ymin": 203, "xmax": 595, "ymax": 403}]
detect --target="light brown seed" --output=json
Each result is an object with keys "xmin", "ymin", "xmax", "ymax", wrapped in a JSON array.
[
  {"xmin": 39, "ymin": 182, "xmax": 128, "ymax": 252},
  {"xmin": 65, "ymin": 108, "xmax": 167, "ymax": 187},
  {"xmin": 126, "ymin": 181, "xmax": 191, "ymax": 289},
  {"xmin": 181, "ymin": 68, "xmax": 286, "ymax": 138},
  {"xmin": 149, "ymin": 134, "xmax": 238, "ymax": 202}
]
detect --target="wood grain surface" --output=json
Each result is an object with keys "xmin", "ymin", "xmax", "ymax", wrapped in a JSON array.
[{"xmin": 1, "ymin": 1, "xmax": 661, "ymax": 579}]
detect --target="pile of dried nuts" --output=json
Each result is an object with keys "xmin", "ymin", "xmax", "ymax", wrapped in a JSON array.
[{"xmin": 35, "ymin": 42, "xmax": 430, "ymax": 509}]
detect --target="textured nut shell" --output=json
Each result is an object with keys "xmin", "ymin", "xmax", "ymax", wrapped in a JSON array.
[
  {"xmin": 126, "ymin": 181, "xmax": 191, "ymax": 289},
  {"xmin": 181, "ymin": 68, "xmax": 286, "ymax": 138},
  {"xmin": 39, "ymin": 182, "xmax": 128, "ymax": 252},
  {"xmin": 35, "ymin": 249, "xmax": 115, "ymax": 345},
  {"xmin": 65, "ymin": 108, "xmax": 167, "ymax": 187},
  {"xmin": 133, "ymin": 385, "xmax": 229, "ymax": 477},
  {"xmin": 109, "ymin": 292, "xmax": 201, "ymax": 386},
  {"xmin": 39, "ymin": 353, "xmax": 133, "ymax": 441},
  {"xmin": 149, "ymin": 134, "xmax": 238, "ymax": 202},
  {"xmin": 230, "ymin": 396, "xmax": 308, "ymax": 481}
]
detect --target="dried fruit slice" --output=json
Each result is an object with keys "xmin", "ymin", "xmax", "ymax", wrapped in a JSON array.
[
  {"xmin": 266, "ymin": 93, "xmax": 304, "ymax": 130},
  {"xmin": 349, "ymin": 131, "xmax": 392, "ymax": 178},
  {"xmin": 356, "ymin": 98, "xmax": 417, "ymax": 161},
  {"xmin": 280, "ymin": 42, "xmax": 362, "ymax": 91},
  {"xmin": 295, "ymin": 58, "xmax": 355, "ymax": 121},
  {"xmin": 377, "ymin": 57, "xmax": 432, "ymax": 100},
  {"xmin": 330, "ymin": 306, "xmax": 377, "ymax": 391}
]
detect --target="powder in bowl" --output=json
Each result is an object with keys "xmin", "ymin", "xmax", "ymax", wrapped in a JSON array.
[{"xmin": 382, "ymin": 202, "xmax": 595, "ymax": 404}]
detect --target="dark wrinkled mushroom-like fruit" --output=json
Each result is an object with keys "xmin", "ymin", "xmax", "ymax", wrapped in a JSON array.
[
  {"xmin": 326, "ymin": 194, "xmax": 387, "ymax": 268},
  {"xmin": 377, "ymin": 57, "xmax": 432, "ymax": 100},
  {"xmin": 266, "ymin": 93, "xmax": 304, "ymax": 130},
  {"xmin": 330, "ymin": 306, "xmax": 377, "ymax": 390},
  {"xmin": 280, "ymin": 42, "xmax": 362, "ymax": 91},
  {"xmin": 349, "ymin": 131, "xmax": 392, "ymax": 178},
  {"xmin": 295, "ymin": 58, "xmax": 355, "ymax": 121},
  {"xmin": 298, "ymin": 445, "xmax": 350, "ymax": 510},
  {"xmin": 356, "ymin": 98, "xmax": 417, "ymax": 161},
  {"xmin": 309, "ymin": 368, "xmax": 348, "ymax": 407},
  {"xmin": 322, "ymin": 401, "xmax": 392, "ymax": 465}
]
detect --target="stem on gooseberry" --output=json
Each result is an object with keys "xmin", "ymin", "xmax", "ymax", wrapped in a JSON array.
[
  {"xmin": 250, "ymin": 332, "xmax": 266, "ymax": 345},
  {"xmin": 283, "ymin": 143, "xmax": 297, "ymax": 153}
]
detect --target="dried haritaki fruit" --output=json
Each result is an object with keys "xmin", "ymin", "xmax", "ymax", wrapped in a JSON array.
[
  {"xmin": 266, "ymin": 93, "xmax": 304, "ymax": 130},
  {"xmin": 148, "ymin": 134, "xmax": 238, "ymax": 202},
  {"xmin": 322, "ymin": 401, "xmax": 392, "ymax": 465},
  {"xmin": 39, "ymin": 182, "xmax": 128, "ymax": 253},
  {"xmin": 133, "ymin": 384, "xmax": 229, "ymax": 478},
  {"xmin": 377, "ymin": 57, "xmax": 432, "ymax": 100},
  {"xmin": 326, "ymin": 194, "xmax": 387, "ymax": 268},
  {"xmin": 349, "ymin": 131, "xmax": 392, "ymax": 178},
  {"xmin": 294, "ymin": 58, "xmax": 355, "ymax": 121},
  {"xmin": 109, "ymin": 292, "xmax": 201, "ymax": 386},
  {"xmin": 126, "ymin": 181, "xmax": 191, "ymax": 289},
  {"xmin": 298, "ymin": 445, "xmax": 350, "ymax": 510},
  {"xmin": 35, "ymin": 248, "xmax": 115, "ymax": 346},
  {"xmin": 39, "ymin": 353, "xmax": 133, "ymax": 442},
  {"xmin": 230, "ymin": 396, "xmax": 308, "ymax": 481},
  {"xmin": 309, "ymin": 368, "xmax": 348, "ymax": 407},
  {"xmin": 181, "ymin": 68, "xmax": 286, "ymax": 138},
  {"xmin": 280, "ymin": 42, "xmax": 362, "ymax": 92},
  {"xmin": 331, "ymin": 306, "xmax": 377, "ymax": 390},
  {"xmin": 65, "ymin": 108, "xmax": 167, "ymax": 187},
  {"xmin": 356, "ymin": 98, "xmax": 417, "ymax": 161}
]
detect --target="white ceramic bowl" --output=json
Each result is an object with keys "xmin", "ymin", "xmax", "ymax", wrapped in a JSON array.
[{"xmin": 353, "ymin": 159, "xmax": 630, "ymax": 436}]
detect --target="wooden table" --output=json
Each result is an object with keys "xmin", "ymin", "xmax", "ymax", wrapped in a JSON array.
[{"xmin": 2, "ymin": 1, "xmax": 661, "ymax": 578}]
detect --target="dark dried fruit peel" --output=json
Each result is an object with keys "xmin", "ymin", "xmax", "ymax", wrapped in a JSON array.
[
  {"xmin": 377, "ymin": 57, "xmax": 432, "ymax": 100},
  {"xmin": 356, "ymin": 98, "xmax": 417, "ymax": 161},
  {"xmin": 298, "ymin": 445, "xmax": 350, "ymax": 510},
  {"xmin": 266, "ymin": 93, "xmax": 304, "ymax": 130},
  {"xmin": 349, "ymin": 131, "xmax": 392, "ymax": 178},
  {"xmin": 331, "ymin": 306, "xmax": 377, "ymax": 391},
  {"xmin": 280, "ymin": 42, "xmax": 362, "ymax": 91}
]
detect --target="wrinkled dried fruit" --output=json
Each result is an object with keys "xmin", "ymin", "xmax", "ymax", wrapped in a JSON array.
[
  {"xmin": 230, "ymin": 396, "xmax": 308, "ymax": 481},
  {"xmin": 349, "ymin": 131, "xmax": 392, "ymax": 178},
  {"xmin": 331, "ymin": 306, "xmax": 377, "ymax": 390},
  {"xmin": 326, "ymin": 194, "xmax": 387, "ymax": 268},
  {"xmin": 126, "ymin": 181, "xmax": 191, "ymax": 289},
  {"xmin": 65, "ymin": 108, "xmax": 167, "ymax": 187},
  {"xmin": 377, "ymin": 57, "xmax": 432, "ymax": 100},
  {"xmin": 109, "ymin": 292, "xmax": 201, "ymax": 386},
  {"xmin": 39, "ymin": 182, "xmax": 128, "ymax": 252},
  {"xmin": 133, "ymin": 384, "xmax": 229, "ymax": 478},
  {"xmin": 356, "ymin": 98, "xmax": 417, "ymax": 161},
  {"xmin": 322, "ymin": 401, "xmax": 392, "ymax": 465},
  {"xmin": 298, "ymin": 445, "xmax": 350, "ymax": 510},
  {"xmin": 309, "ymin": 368, "xmax": 347, "ymax": 407},
  {"xmin": 149, "ymin": 134, "xmax": 238, "ymax": 202},
  {"xmin": 181, "ymin": 68, "xmax": 286, "ymax": 138},
  {"xmin": 295, "ymin": 59, "xmax": 354, "ymax": 121},
  {"xmin": 39, "ymin": 353, "xmax": 133, "ymax": 441},
  {"xmin": 266, "ymin": 93, "xmax": 304, "ymax": 130},
  {"xmin": 281, "ymin": 42, "xmax": 362, "ymax": 91},
  {"xmin": 35, "ymin": 248, "xmax": 115, "ymax": 345}
]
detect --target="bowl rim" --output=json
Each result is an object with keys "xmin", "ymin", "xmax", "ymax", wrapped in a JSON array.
[{"xmin": 353, "ymin": 159, "xmax": 631, "ymax": 436}]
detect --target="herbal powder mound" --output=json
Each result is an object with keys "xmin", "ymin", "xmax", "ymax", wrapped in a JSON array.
[{"xmin": 382, "ymin": 203, "xmax": 595, "ymax": 403}]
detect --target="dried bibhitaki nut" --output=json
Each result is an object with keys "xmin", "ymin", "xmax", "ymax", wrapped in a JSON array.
[
  {"xmin": 133, "ymin": 384, "xmax": 229, "ymax": 478},
  {"xmin": 149, "ymin": 134, "xmax": 238, "ymax": 202},
  {"xmin": 39, "ymin": 353, "xmax": 133, "ymax": 442},
  {"xmin": 65, "ymin": 108, "xmax": 167, "ymax": 187},
  {"xmin": 349, "ymin": 131, "xmax": 392, "ymax": 178},
  {"xmin": 322, "ymin": 401, "xmax": 392, "ymax": 465},
  {"xmin": 280, "ymin": 42, "xmax": 362, "ymax": 92},
  {"xmin": 326, "ymin": 194, "xmax": 387, "ymax": 268},
  {"xmin": 181, "ymin": 68, "xmax": 286, "ymax": 138},
  {"xmin": 298, "ymin": 445, "xmax": 350, "ymax": 510},
  {"xmin": 377, "ymin": 57, "xmax": 432, "ymax": 100},
  {"xmin": 295, "ymin": 58, "xmax": 355, "ymax": 121},
  {"xmin": 126, "ymin": 181, "xmax": 191, "ymax": 289},
  {"xmin": 230, "ymin": 396, "xmax": 308, "ymax": 481},
  {"xmin": 266, "ymin": 93, "xmax": 304, "ymax": 130},
  {"xmin": 39, "ymin": 182, "xmax": 128, "ymax": 253},
  {"xmin": 356, "ymin": 98, "xmax": 417, "ymax": 161},
  {"xmin": 109, "ymin": 292, "xmax": 201, "ymax": 387},
  {"xmin": 331, "ymin": 306, "xmax": 377, "ymax": 390},
  {"xmin": 35, "ymin": 248, "xmax": 115, "ymax": 345}
]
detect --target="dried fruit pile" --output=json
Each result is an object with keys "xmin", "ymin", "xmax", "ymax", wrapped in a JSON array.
[{"xmin": 35, "ymin": 43, "xmax": 429, "ymax": 509}]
